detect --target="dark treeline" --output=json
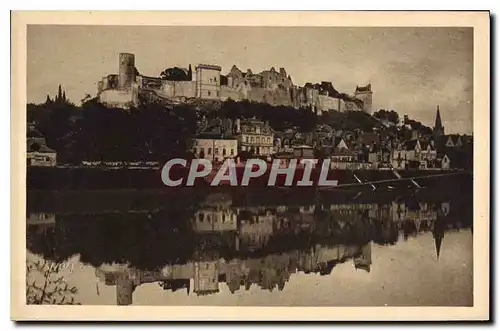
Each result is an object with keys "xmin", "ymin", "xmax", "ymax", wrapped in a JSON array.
[
  {"xmin": 29, "ymin": 99, "xmax": 198, "ymax": 164},
  {"xmin": 216, "ymin": 99, "xmax": 317, "ymax": 132}
]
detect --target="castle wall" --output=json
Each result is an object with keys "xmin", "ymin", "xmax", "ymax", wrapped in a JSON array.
[
  {"xmin": 220, "ymin": 86, "xmax": 243, "ymax": 101},
  {"xmin": 247, "ymin": 88, "xmax": 267, "ymax": 103},
  {"xmin": 161, "ymin": 81, "xmax": 174, "ymax": 97},
  {"xmin": 99, "ymin": 88, "xmax": 137, "ymax": 109},
  {"xmin": 174, "ymin": 81, "xmax": 196, "ymax": 98},
  {"xmin": 317, "ymin": 95, "xmax": 345, "ymax": 113},
  {"xmin": 159, "ymin": 81, "xmax": 196, "ymax": 99},
  {"xmin": 96, "ymin": 54, "xmax": 373, "ymax": 112},
  {"xmin": 345, "ymin": 100, "xmax": 363, "ymax": 111},
  {"xmin": 245, "ymin": 88, "xmax": 293, "ymax": 107}
]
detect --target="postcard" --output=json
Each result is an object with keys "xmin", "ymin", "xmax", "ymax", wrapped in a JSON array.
[{"xmin": 11, "ymin": 10, "xmax": 490, "ymax": 321}]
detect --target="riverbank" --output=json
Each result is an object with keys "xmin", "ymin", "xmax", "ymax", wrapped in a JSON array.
[{"xmin": 27, "ymin": 165, "xmax": 469, "ymax": 190}]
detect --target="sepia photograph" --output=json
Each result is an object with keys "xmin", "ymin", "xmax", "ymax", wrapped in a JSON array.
[{"xmin": 11, "ymin": 11, "xmax": 490, "ymax": 321}]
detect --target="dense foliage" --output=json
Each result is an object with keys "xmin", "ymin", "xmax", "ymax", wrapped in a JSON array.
[{"xmin": 217, "ymin": 99, "xmax": 317, "ymax": 132}]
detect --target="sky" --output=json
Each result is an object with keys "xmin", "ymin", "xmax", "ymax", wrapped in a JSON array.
[{"xmin": 27, "ymin": 26, "xmax": 473, "ymax": 134}]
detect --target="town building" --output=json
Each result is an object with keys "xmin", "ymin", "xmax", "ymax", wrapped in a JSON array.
[
  {"xmin": 445, "ymin": 134, "xmax": 463, "ymax": 148},
  {"xmin": 192, "ymin": 133, "xmax": 238, "ymax": 163},
  {"xmin": 418, "ymin": 141, "xmax": 438, "ymax": 169},
  {"xmin": 368, "ymin": 144, "xmax": 391, "ymax": 169},
  {"xmin": 437, "ymin": 153, "xmax": 451, "ymax": 169},
  {"xmin": 293, "ymin": 145, "xmax": 315, "ymax": 159},
  {"xmin": 391, "ymin": 144, "xmax": 408, "ymax": 170},
  {"xmin": 27, "ymin": 126, "xmax": 57, "ymax": 167},
  {"xmin": 236, "ymin": 118, "xmax": 274, "ymax": 156}
]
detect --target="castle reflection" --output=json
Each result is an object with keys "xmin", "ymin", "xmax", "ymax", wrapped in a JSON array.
[{"xmin": 26, "ymin": 189, "xmax": 471, "ymax": 305}]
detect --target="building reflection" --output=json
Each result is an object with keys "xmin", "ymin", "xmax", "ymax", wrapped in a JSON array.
[
  {"xmin": 94, "ymin": 241, "xmax": 373, "ymax": 305},
  {"xmin": 26, "ymin": 190, "xmax": 470, "ymax": 306}
]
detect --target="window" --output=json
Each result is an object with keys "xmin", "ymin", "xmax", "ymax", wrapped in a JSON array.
[
  {"xmin": 199, "ymin": 213, "xmax": 204, "ymax": 222},
  {"xmin": 231, "ymin": 149, "xmax": 234, "ymax": 155},
  {"xmin": 208, "ymin": 148, "xmax": 212, "ymax": 155},
  {"xmin": 256, "ymin": 137, "xmax": 260, "ymax": 144},
  {"xmin": 215, "ymin": 148, "xmax": 219, "ymax": 155},
  {"xmin": 223, "ymin": 148, "xmax": 227, "ymax": 156},
  {"xmin": 246, "ymin": 136, "xmax": 249, "ymax": 143},
  {"xmin": 200, "ymin": 147, "xmax": 205, "ymax": 155},
  {"xmin": 251, "ymin": 137, "xmax": 255, "ymax": 143},
  {"xmin": 214, "ymin": 77, "xmax": 217, "ymax": 82},
  {"xmin": 208, "ymin": 91, "xmax": 211, "ymax": 96}
]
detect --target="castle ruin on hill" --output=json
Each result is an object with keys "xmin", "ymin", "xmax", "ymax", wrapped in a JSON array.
[{"xmin": 96, "ymin": 53, "xmax": 373, "ymax": 114}]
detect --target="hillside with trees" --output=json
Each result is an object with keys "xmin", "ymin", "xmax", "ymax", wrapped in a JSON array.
[{"xmin": 27, "ymin": 88, "xmax": 441, "ymax": 165}]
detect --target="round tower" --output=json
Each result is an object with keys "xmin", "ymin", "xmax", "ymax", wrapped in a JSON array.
[{"xmin": 118, "ymin": 53, "xmax": 136, "ymax": 90}]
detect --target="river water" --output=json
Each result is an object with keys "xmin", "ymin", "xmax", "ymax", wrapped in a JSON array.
[{"xmin": 26, "ymin": 187, "xmax": 473, "ymax": 306}]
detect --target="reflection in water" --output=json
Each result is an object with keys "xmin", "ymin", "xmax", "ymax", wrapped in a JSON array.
[{"xmin": 26, "ymin": 188, "xmax": 472, "ymax": 306}]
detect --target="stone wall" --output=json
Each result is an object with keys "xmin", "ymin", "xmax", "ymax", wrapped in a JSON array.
[
  {"xmin": 317, "ymin": 95, "xmax": 345, "ymax": 113},
  {"xmin": 220, "ymin": 86, "xmax": 243, "ymax": 101},
  {"xmin": 99, "ymin": 87, "xmax": 138, "ymax": 108}
]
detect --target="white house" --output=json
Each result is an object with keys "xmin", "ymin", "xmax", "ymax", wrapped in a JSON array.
[{"xmin": 192, "ymin": 134, "xmax": 238, "ymax": 163}]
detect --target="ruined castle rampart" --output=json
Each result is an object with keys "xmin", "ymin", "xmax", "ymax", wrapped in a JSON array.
[{"xmin": 96, "ymin": 53, "xmax": 371, "ymax": 113}]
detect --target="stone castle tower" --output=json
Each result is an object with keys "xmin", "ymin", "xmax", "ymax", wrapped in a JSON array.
[
  {"xmin": 354, "ymin": 84, "xmax": 373, "ymax": 114},
  {"xmin": 433, "ymin": 105, "xmax": 445, "ymax": 139},
  {"xmin": 118, "ymin": 53, "xmax": 136, "ymax": 91}
]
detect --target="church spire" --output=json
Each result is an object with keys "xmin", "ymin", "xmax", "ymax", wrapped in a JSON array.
[
  {"xmin": 433, "ymin": 105, "xmax": 445, "ymax": 137},
  {"xmin": 435, "ymin": 105, "xmax": 442, "ymax": 128}
]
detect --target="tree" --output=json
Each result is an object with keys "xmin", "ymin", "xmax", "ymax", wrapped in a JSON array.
[
  {"xmin": 160, "ymin": 67, "xmax": 190, "ymax": 81},
  {"xmin": 57, "ymin": 84, "xmax": 63, "ymax": 102},
  {"xmin": 387, "ymin": 110, "xmax": 399, "ymax": 125},
  {"xmin": 26, "ymin": 258, "xmax": 80, "ymax": 305}
]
